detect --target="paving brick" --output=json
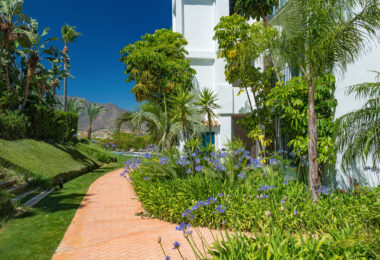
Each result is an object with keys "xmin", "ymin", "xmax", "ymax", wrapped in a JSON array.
[{"xmin": 53, "ymin": 169, "xmax": 219, "ymax": 260}]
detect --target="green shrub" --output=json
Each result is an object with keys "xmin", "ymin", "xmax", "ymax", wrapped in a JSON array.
[
  {"xmin": 95, "ymin": 133, "xmax": 153, "ymax": 151},
  {"xmin": 75, "ymin": 143, "xmax": 117, "ymax": 163},
  {"xmin": 26, "ymin": 105, "xmax": 78, "ymax": 143},
  {"xmin": 0, "ymin": 110, "xmax": 29, "ymax": 140},
  {"xmin": 210, "ymin": 224, "xmax": 379, "ymax": 259}
]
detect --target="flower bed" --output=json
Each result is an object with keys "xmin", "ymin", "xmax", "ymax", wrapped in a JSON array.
[{"xmin": 124, "ymin": 145, "xmax": 380, "ymax": 258}]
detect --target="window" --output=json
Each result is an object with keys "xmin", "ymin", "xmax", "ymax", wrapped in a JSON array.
[{"xmin": 230, "ymin": 0, "xmax": 237, "ymax": 15}]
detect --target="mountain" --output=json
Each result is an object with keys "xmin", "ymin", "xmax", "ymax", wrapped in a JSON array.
[{"xmin": 57, "ymin": 96, "xmax": 129, "ymax": 132}]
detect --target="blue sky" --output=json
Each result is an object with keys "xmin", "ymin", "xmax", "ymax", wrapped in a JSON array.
[{"xmin": 23, "ymin": 0, "xmax": 172, "ymax": 110}]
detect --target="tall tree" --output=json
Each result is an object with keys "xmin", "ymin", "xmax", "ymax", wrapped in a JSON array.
[
  {"xmin": 84, "ymin": 102, "xmax": 107, "ymax": 139},
  {"xmin": 20, "ymin": 27, "xmax": 58, "ymax": 112},
  {"xmin": 233, "ymin": 0, "xmax": 281, "ymax": 81},
  {"xmin": 337, "ymin": 71, "xmax": 380, "ymax": 170},
  {"xmin": 195, "ymin": 88, "xmax": 220, "ymax": 145},
  {"xmin": 61, "ymin": 24, "xmax": 81, "ymax": 112},
  {"xmin": 214, "ymin": 14, "xmax": 278, "ymax": 151},
  {"xmin": 120, "ymin": 29, "xmax": 196, "ymax": 106},
  {"xmin": 278, "ymin": 0, "xmax": 380, "ymax": 200}
]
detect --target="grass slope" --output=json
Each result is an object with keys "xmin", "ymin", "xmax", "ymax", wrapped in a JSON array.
[
  {"xmin": 0, "ymin": 139, "xmax": 97, "ymax": 179},
  {"xmin": 0, "ymin": 157, "xmax": 128, "ymax": 260}
]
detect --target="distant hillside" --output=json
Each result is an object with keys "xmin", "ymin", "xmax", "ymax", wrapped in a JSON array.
[{"xmin": 57, "ymin": 96, "xmax": 132, "ymax": 132}]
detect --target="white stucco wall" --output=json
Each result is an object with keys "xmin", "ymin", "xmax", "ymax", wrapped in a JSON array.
[
  {"xmin": 327, "ymin": 39, "xmax": 380, "ymax": 188},
  {"xmin": 172, "ymin": 0, "xmax": 253, "ymax": 150}
]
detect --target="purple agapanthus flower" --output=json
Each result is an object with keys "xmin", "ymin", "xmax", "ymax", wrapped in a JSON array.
[
  {"xmin": 159, "ymin": 156, "xmax": 170, "ymax": 165},
  {"xmin": 186, "ymin": 168, "xmax": 192, "ymax": 174},
  {"xmin": 214, "ymin": 204, "xmax": 226, "ymax": 214},
  {"xmin": 176, "ymin": 222, "xmax": 191, "ymax": 231},
  {"xmin": 173, "ymin": 241, "xmax": 180, "ymax": 249},
  {"xmin": 209, "ymin": 196, "xmax": 217, "ymax": 203},
  {"xmin": 143, "ymin": 153, "xmax": 153, "ymax": 159},
  {"xmin": 318, "ymin": 185, "xmax": 332, "ymax": 195},
  {"xmin": 144, "ymin": 176, "xmax": 149, "ymax": 181},
  {"xmin": 195, "ymin": 165, "xmax": 203, "ymax": 172},
  {"xmin": 238, "ymin": 172, "xmax": 246, "ymax": 179}
]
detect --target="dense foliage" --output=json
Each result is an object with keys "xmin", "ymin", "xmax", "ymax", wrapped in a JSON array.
[
  {"xmin": 126, "ymin": 145, "xmax": 380, "ymax": 258},
  {"xmin": 0, "ymin": 0, "xmax": 81, "ymax": 143},
  {"xmin": 0, "ymin": 109, "xmax": 29, "ymax": 139},
  {"xmin": 26, "ymin": 105, "xmax": 78, "ymax": 142},
  {"xmin": 120, "ymin": 28, "xmax": 195, "ymax": 104},
  {"xmin": 267, "ymin": 75, "xmax": 337, "ymax": 178}
]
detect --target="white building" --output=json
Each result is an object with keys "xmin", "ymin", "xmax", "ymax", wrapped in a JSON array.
[
  {"xmin": 172, "ymin": 0, "xmax": 380, "ymax": 187},
  {"xmin": 172, "ymin": 0, "xmax": 255, "ymax": 152}
]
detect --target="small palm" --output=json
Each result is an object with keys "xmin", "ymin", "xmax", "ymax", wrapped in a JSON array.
[{"xmin": 195, "ymin": 88, "xmax": 220, "ymax": 144}]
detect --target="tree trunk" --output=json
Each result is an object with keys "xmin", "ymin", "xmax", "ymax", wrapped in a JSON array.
[
  {"xmin": 245, "ymin": 87, "xmax": 254, "ymax": 112},
  {"xmin": 208, "ymin": 115, "xmax": 212, "ymax": 145},
  {"xmin": 21, "ymin": 62, "xmax": 35, "ymax": 112},
  {"xmin": 87, "ymin": 125, "xmax": 92, "ymax": 139},
  {"xmin": 307, "ymin": 76, "xmax": 320, "ymax": 201},
  {"xmin": 63, "ymin": 45, "xmax": 69, "ymax": 112},
  {"xmin": 3, "ymin": 65, "xmax": 11, "ymax": 91},
  {"xmin": 250, "ymin": 86, "xmax": 264, "ymax": 153}
]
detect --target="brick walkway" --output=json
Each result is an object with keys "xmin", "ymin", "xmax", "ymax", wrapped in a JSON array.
[{"xmin": 53, "ymin": 169, "xmax": 217, "ymax": 260}]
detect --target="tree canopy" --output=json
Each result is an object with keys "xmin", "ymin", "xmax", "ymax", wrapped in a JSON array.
[{"xmin": 120, "ymin": 28, "xmax": 196, "ymax": 104}]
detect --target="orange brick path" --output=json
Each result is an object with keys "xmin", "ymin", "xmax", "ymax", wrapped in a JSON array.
[{"xmin": 53, "ymin": 169, "xmax": 218, "ymax": 260}]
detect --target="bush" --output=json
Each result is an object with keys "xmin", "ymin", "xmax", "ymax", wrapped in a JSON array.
[
  {"xmin": 75, "ymin": 143, "xmax": 117, "ymax": 163},
  {"xmin": 95, "ymin": 133, "xmax": 153, "ymax": 151},
  {"xmin": 0, "ymin": 110, "xmax": 29, "ymax": 140},
  {"xmin": 26, "ymin": 105, "xmax": 78, "ymax": 143}
]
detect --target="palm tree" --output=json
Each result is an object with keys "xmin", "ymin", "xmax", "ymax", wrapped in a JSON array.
[
  {"xmin": 0, "ymin": 0, "xmax": 35, "ymax": 92},
  {"xmin": 66, "ymin": 98, "xmax": 84, "ymax": 115},
  {"xmin": 277, "ymin": 0, "xmax": 380, "ymax": 200},
  {"xmin": 20, "ymin": 28, "xmax": 58, "ymax": 112},
  {"xmin": 170, "ymin": 88, "xmax": 200, "ymax": 140},
  {"xmin": 84, "ymin": 102, "xmax": 107, "ymax": 139},
  {"xmin": 61, "ymin": 24, "xmax": 81, "ymax": 112},
  {"xmin": 130, "ymin": 102, "xmax": 182, "ymax": 150},
  {"xmin": 337, "ymin": 71, "xmax": 380, "ymax": 170},
  {"xmin": 195, "ymin": 88, "xmax": 220, "ymax": 145}
]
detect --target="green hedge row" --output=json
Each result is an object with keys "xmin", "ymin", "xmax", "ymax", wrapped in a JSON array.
[{"xmin": 0, "ymin": 106, "xmax": 78, "ymax": 143}]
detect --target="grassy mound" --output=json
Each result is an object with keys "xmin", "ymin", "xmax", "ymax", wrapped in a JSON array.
[{"xmin": 0, "ymin": 139, "xmax": 98, "ymax": 184}]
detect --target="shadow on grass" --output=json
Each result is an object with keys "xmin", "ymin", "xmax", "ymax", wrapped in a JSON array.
[
  {"xmin": 11, "ymin": 166, "xmax": 118, "ymax": 221},
  {"xmin": 50, "ymin": 142, "xmax": 96, "ymax": 166}
]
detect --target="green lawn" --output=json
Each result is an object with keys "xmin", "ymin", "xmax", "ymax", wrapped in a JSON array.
[
  {"xmin": 0, "ymin": 139, "xmax": 97, "ymax": 179},
  {"xmin": 0, "ymin": 157, "xmax": 128, "ymax": 260}
]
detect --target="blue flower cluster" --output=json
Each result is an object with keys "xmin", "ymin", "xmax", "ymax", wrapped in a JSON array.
[
  {"xmin": 257, "ymin": 184, "xmax": 276, "ymax": 191},
  {"xmin": 120, "ymin": 157, "xmax": 142, "ymax": 177},
  {"xmin": 176, "ymin": 157, "xmax": 190, "ymax": 167},
  {"xmin": 238, "ymin": 171, "xmax": 246, "ymax": 179},
  {"xmin": 182, "ymin": 195, "xmax": 224, "ymax": 219},
  {"xmin": 318, "ymin": 185, "xmax": 332, "ymax": 195},
  {"xmin": 159, "ymin": 155, "xmax": 170, "ymax": 165}
]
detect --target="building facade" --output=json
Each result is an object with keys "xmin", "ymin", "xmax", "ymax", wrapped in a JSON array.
[
  {"xmin": 172, "ymin": 0, "xmax": 380, "ymax": 187},
  {"xmin": 172, "ymin": 0, "xmax": 255, "ymax": 152}
]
